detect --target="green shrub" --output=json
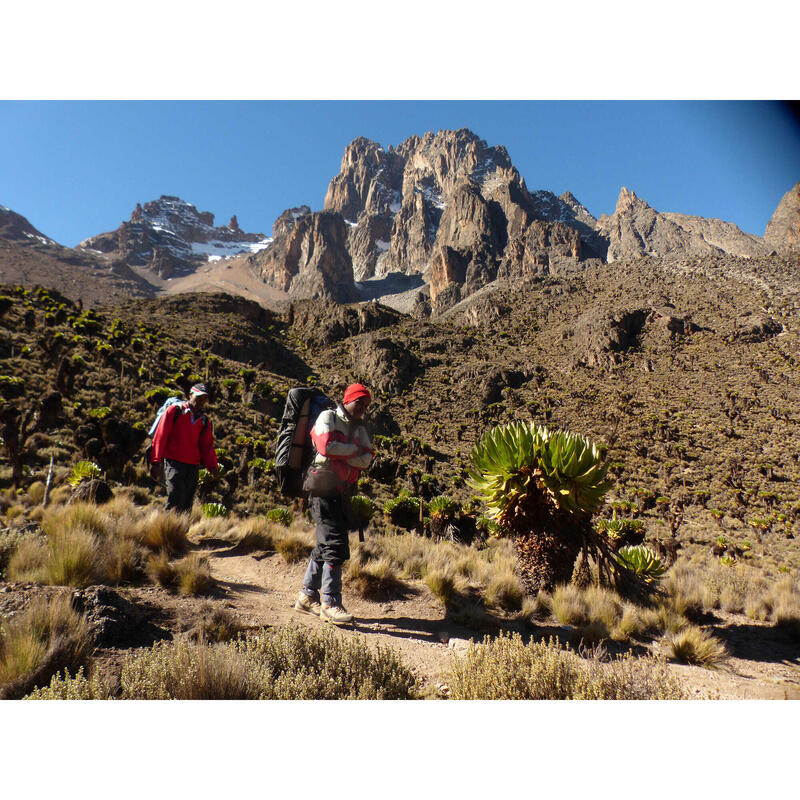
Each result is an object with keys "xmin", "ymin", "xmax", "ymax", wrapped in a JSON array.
[
  {"xmin": 202, "ymin": 502, "xmax": 229, "ymax": 519},
  {"xmin": 265, "ymin": 506, "xmax": 292, "ymax": 527},
  {"xmin": 88, "ymin": 406, "xmax": 112, "ymax": 420},
  {"xmin": 349, "ymin": 495, "xmax": 377, "ymax": 528},
  {"xmin": 68, "ymin": 461, "xmax": 101, "ymax": 486},
  {"xmin": 383, "ymin": 495, "xmax": 422, "ymax": 529}
]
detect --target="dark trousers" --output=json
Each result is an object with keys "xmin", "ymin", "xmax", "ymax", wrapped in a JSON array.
[
  {"xmin": 302, "ymin": 495, "xmax": 350, "ymax": 606},
  {"xmin": 164, "ymin": 459, "xmax": 200, "ymax": 513}
]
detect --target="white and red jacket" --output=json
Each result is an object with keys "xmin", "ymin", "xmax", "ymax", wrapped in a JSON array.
[
  {"xmin": 311, "ymin": 404, "xmax": 373, "ymax": 485},
  {"xmin": 151, "ymin": 402, "xmax": 218, "ymax": 470}
]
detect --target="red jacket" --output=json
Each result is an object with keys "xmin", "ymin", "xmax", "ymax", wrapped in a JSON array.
[{"xmin": 151, "ymin": 402, "xmax": 218, "ymax": 470}]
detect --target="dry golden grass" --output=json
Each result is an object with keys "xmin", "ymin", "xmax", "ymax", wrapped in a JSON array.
[
  {"xmin": 234, "ymin": 517, "xmax": 278, "ymax": 552},
  {"xmin": 274, "ymin": 531, "xmax": 313, "ymax": 564},
  {"xmin": 175, "ymin": 554, "xmax": 216, "ymax": 596},
  {"xmin": 7, "ymin": 537, "xmax": 49, "ymax": 583},
  {"xmin": 188, "ymin": 516, "xmax": 239, "ymax": 542},
  {"xmin": 145, "ymin": 550, "xmax": 176, "ymax": 589},
  {"xmin": 0, "ymin": 595, "xmax": 93, "ymax": 699},
  {"xmin": 483, "ymin": 567, "xmax": 524, "ymax": 611},
  {"xmin": 423, "ymin": 567, "xmax": 458, "ymax": 603},
  {"xmin": 667, "ymin": 625, "xmax": 729, "ymax": 668},
  {"xmin": 45, "ymin": 528, "xmax": 102, "ymax": 588},
  {"xmin": 101, "ymin": 536, "xmax": 144, "ymax": 584},
  {"xmin": 190, "ymin": 603, "xmax": 243, "ymax": 644},
  {"xmin": 551, "ymin": 584, "xmax": 589, "ymax": 626},
  {"xmin": 346, "ymin": 557, "xmax": 406, "ymax": 600},
  {"xmin": 135, "ymin": 509, "xmax": 188, "ymax": 555}
]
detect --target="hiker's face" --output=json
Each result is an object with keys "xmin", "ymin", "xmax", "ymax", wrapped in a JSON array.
[
  {"xmin": 344, "ymin": 396, "xmax": 370, "ymax": 420},
  {"xmin": 191, "ymin": 394, "xmax": 209, "ymax": 410}
]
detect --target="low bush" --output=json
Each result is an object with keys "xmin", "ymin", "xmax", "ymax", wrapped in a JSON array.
[
  {"xmin": 29, "ymin": 626, "xmax": 419, "ymax": 699},
  {"xmin": 446, "ymin": 632, "xmax": 685, "ymax": 699}
]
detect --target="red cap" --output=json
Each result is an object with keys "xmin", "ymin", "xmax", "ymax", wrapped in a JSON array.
[{"xmin": 343, "ymin": 383, "xmax": 371, "ymax": 406}]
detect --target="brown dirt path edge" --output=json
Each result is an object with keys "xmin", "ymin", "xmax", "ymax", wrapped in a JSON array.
[{"xmin": 197, "ymin": 532, "xmax": 800, "ymax": 700}]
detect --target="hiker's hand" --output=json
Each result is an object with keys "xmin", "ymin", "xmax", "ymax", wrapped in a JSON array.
[{"xmin": 150, "ymin": 462, "xmax": 162, "ymax": 481}]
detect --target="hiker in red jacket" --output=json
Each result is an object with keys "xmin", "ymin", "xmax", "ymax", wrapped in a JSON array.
[{"xmin": 150, "ymin": 383, "xmax": 218, "ymax": 513}]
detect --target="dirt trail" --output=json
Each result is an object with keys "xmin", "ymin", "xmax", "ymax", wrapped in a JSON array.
[{"xmin": 195, "ymin": 536, "xmax": 800, "ymax": 699}]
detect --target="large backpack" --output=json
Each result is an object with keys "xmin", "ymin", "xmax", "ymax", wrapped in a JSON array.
[{"xmin": 275, "ymin": 387, "xmax": 334, "ymax": 497}]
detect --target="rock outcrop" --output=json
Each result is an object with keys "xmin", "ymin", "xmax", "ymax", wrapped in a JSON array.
[
  {"xmin": 78, "ymin": 196, "xmax": 271, "ymax": 278},
  {"xmin": 599, "ymin": 187, "xmax": 773, "ymax": 263},
  {"xmin": 598, "ymin": 188, "xmax": 720, "ymax": 262},
  {"xmin": 0, "ymin": 205, "xmax": 57, "ymax": 245},
  {"xmin": 764, "ymin": 182, "xmax": 800, "ymax": 254},
  {"xmin": 250, "ymin": 211, "xmax": 356, "ymax": 302}
]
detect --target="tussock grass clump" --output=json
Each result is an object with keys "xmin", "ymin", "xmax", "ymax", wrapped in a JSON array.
[
  {"xmin": 190, "ymin": 604, "xmax": 244, "ymax": 644},
  {"xmin": 551, "ymin": 584, "xmax": 590, "ymax": 626},
  {"xmin": 667, "ymin": 625, "xmax": 729, "ymax": 668},
  {"xmin": 483, "ymin": 567, "xmax": 524, "ymax": 611},
  {"xmin": 447, "ymin": 632, "xmax": 685, "ymax": 699},
  {"xmin": 136, "ymin": 509, "xmax": 188, "ymax": 556},
  {"xmin": 175, "ymin": 554, "xmax": 216, "ymax": 596},
  {"xmin": 0, "ymin": 528, "xmax": 28, "ymax": 578},
  {"xmin": 764, "ymin": 577, "xmax": 800, "ymax": 636},
  {"xmin": 233, "ymin": 517, "xmax": 277, "ymax": 552},
  {"xmin": 7, "ymin": 537, "xmax": 50, "ymax": 583},
  {"xmin": 347, "ymin": 557, "xmax": 406, "ymax": 600},
  {"xmin": 188, "ymin": 516, "xmax": 238, "ymax": 542},
  {"xmin": 45, "ymin": 528, "xmax": 102, "ymax": 588},
  {"xmin": 0, "ymin": 595, "xmax": 93, "ymax": 700},
  {"xmin": 146, "ymin": 550, "xmax": 177, "ymax": 589},
  {"xmin": 424, "ymin": 568, "xmax": 458, "ymax": 603},
  {"xmin": 42, "ymin": 503, "xmax": 111, "ymax": 539},
  {"xmin": 274, "ymin": 531, "xmax": 313, "ymax": 564},
  {"xmin": 70, "ymin": 626, "xmax": 418, "ymax": 700},
  {"xmin": 523, "ymin": 591, "xmax": 553, "ymax": 622}
]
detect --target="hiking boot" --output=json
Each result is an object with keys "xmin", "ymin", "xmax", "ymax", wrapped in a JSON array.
[
  {"xmin": 294, "ymin": 592, "xmax": 321, "ymax": 617},
  {"xmin": 320, "ymin": 603, "xmax": 354, "ymax": 625}
]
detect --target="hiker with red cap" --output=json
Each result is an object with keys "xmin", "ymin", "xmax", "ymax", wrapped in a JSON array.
[
  {"xmin": 295, "ymin": 382, "xmax": 374, "ymax": 625},
  {"xmin": 150, "ymin": 383, "xmax": 219, "ymax": 513}
]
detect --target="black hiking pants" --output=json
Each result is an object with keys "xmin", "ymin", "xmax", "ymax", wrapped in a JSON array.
[{"xmin": 164, "ymin": 458, "xmax": 200, "ymax": 513}]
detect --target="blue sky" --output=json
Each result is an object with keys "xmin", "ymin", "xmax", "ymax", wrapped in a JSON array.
[{"xmin": 2, "ymin": 101, "xmax": 799, "ymax": 248}]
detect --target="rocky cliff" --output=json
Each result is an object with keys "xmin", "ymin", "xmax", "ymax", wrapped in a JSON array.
[
  {"xmin": 78, "ymin": 196, "xmax": 271, "ymax": 278},
  {"xmin": 765, "ymin": 182, "xmax": 800, "ymax": 254},
  {"xmin": 249, "ymin": 210, "xmax": 356, "ymax": 303},
  {"xmin": 318, "ymin": 128, "xmax": 605, "ymax": 312}
]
